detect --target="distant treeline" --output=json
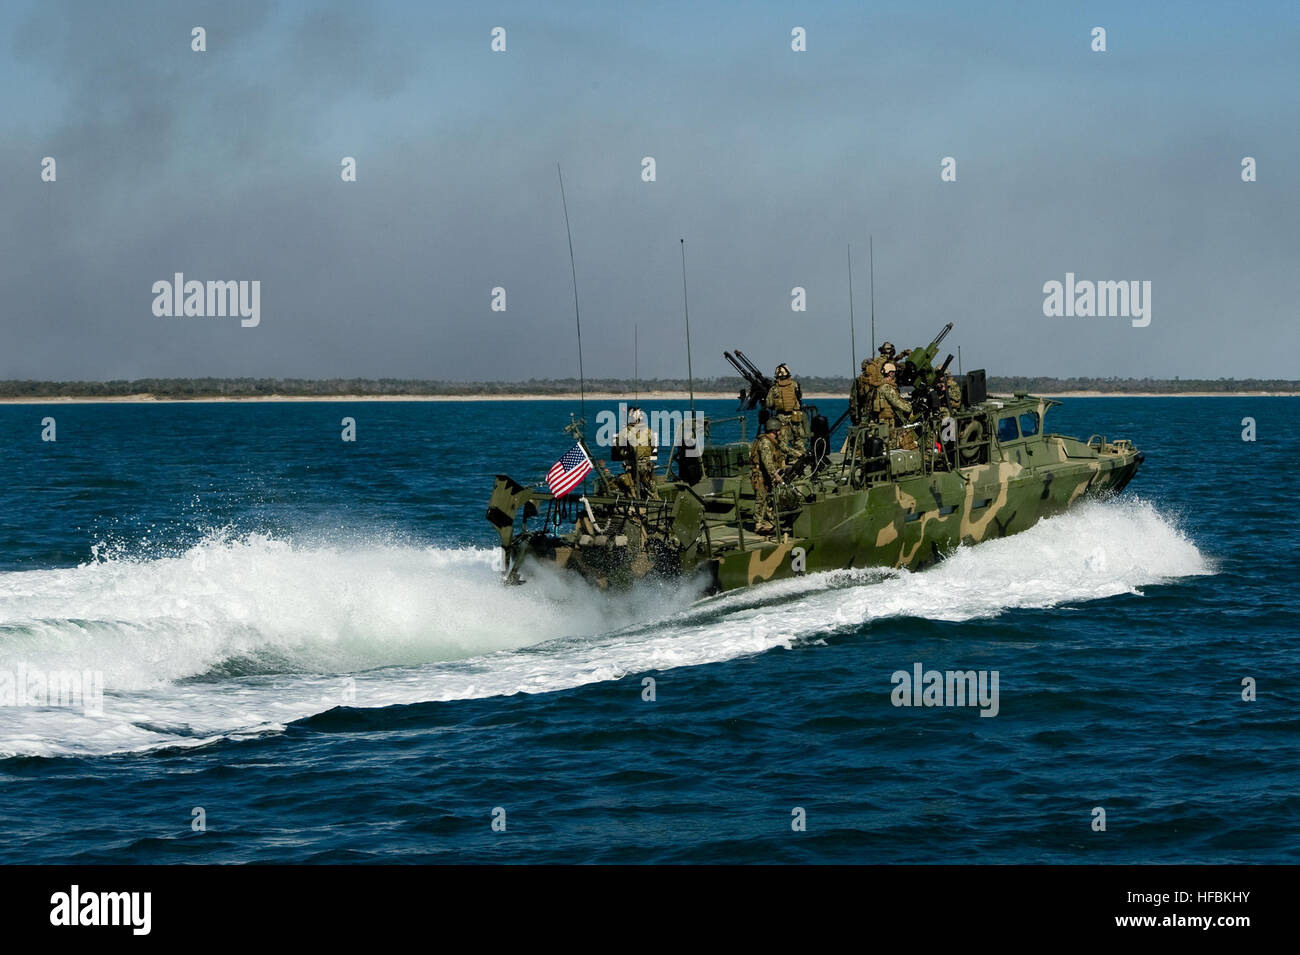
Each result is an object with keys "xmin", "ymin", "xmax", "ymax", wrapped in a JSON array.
[
  {"xmin": 988, "ymin": 376, "xmax": 1299, "ymax": 394},
  {"xmin": 0, "ymin": 376, "xmax": 1296, "ymax": 398}
]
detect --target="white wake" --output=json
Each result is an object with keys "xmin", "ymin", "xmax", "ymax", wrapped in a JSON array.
[{"xmin": 0, "ymin": 498, "xmax": 1208, "ymax": 757}]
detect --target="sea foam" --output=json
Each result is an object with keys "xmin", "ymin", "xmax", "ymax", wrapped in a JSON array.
[{"xmin": 0, "ymin": 497, "xmax": 1208, "ymax": 757}]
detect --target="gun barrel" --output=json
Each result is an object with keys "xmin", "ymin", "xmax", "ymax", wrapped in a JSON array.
[
  {"xmin": 900, "ymin": 325, "xmax": 955, "ymax": 386},
  {"xmin": 733, "ymin": 349, "xmax": 770, "ymax": 386},
  {"xmin": 725, "ymin": 350, "xmax": 766, "ymax": 409},
  {"xmin": 937, "ymin": 353, "xmax": 954, "ymax": 376},
  {"xmin": 724, "ymin": 351, "xmax": 751, "ymax": 380}
]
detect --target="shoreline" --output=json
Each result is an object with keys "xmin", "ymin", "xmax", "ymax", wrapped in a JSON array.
[{"xmin": 0, "ymin": 390, "xmax": 1296, "ymax": 404}]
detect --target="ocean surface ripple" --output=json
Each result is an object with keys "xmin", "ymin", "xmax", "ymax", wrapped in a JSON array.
[{"xmin": 0, "ymin": 397, "xmax": 1295, "ymax": 863}]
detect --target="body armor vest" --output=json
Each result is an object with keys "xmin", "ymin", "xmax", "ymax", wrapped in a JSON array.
[{"xmin": 771, "ymin": 378, "xmax": 799, "ymax": 413}]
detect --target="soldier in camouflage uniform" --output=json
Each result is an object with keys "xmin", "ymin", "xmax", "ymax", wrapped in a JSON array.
[
  {"xmin": 874, "ymin": 362, "xmax": 918, "ymax": 451},
  {"xmin": 871, "ymin": 341, "xmax": 896, "ymax": 372},
  {"xmin": 943, "ymin": 372, "xmax": 963, "ymax": 413},
  {"xmin": 765, "ymin": 363, "xmax": 806, "ymax": 453},
  {"xmin": 613, "ymin": 406, "xmax": 656, "ymax": 497},
  {"xmin": 860, "ymin": 342, "xmax": 897, "ymax": 425},
  {"xmin": 849, "ymin": 358, "xmax": 873, "ymax": 425},
  {"xmin": 750, "ymin": 418, "xmax": 787, "ymax": 534}
]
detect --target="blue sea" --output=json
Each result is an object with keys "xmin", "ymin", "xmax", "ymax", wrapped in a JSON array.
[{"xmin": 0, "ymin": 397, "xmax": 1296, "ymax": 864}]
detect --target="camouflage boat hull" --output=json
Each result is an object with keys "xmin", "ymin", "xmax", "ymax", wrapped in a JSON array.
[
  {"xmin": 487, "ymin": 394, "xmax": 1143, "ymax": 595},
  {"xmin": 711, "ymin": 437, "xmax": 1141, "ymax": 590}
]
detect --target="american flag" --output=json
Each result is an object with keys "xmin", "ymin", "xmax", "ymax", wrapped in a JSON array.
[{"xmin": 546, "ymin": 443, "xmax": 593, "ymax": 497}]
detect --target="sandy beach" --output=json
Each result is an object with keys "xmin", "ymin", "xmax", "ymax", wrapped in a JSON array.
[
  {"xmin": 0, "ymin": 390, "xmax": 1295, "ymax": 404},
  {"xmin": 0, "ymin": 391, "xmax": 744, "ymax": 404}
]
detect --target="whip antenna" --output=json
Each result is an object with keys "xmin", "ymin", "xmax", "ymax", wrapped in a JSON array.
[
  {"xmin": 680, "ymin": 238, "xmax": 694, "ymax": 415},
  {"xmin": 848, "ymin": 243, "xmax": 857, "ymax": 373},
  {"xmin": 557, "ymin": 163, "xmax": 585, "ymax": 424},
  {"xmin": 869, "ymin": 235, "xmax": 876, "ymax": 354}
]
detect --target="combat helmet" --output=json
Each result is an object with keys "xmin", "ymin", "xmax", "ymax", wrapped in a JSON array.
[
  {"xmin": 879, "ymin": 341, "xmax": 896, "ymax": 358},
  {"xmin": 765, "ymin": 418, "xmax": 783, "ymax": 432},
  {"xmin": 774, "ymin": 363, "xmax": 791, "ymax": 379}
]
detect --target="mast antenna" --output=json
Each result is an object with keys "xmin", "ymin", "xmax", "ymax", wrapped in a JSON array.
[
  {"xmin": 869, "ymin": 235, "xmax": 876, "ymax": 354},
  {"xmin": 680, "ymin": 238, "xmax": 694, "ymax": 415},
  {"xmin": 557, "ymin": 163, "xmax": 585, "ymax": 425},
  {"xmin": 848, "ymin": 243, "xmax": 857, "ymax": 373}
]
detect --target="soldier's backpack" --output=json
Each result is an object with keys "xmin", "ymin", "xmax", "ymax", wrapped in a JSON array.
[
  {"xmin": 749, "ymin": 434, "xmax": 777, "ymax": 476},
  {"xmin": 770, "ymin": 378, "xmax": 800, "ymax": 413},
  {"xmin": 859, "ymin": 366, "xmax": 882, "ymax": 417}
]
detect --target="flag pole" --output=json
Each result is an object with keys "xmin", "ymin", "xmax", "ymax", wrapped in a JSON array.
[
  {"xmin": 557, "ymin": 163, "xmax": 588, "ymax": 495},
  {"xmin": 557, "ymin": 163, "xmax": 585, "ymax": 427}
]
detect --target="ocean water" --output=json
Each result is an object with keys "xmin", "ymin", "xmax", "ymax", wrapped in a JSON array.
[{"xmin": 0, "ymin": 397, "xmax": 1296, "ymax": 863}]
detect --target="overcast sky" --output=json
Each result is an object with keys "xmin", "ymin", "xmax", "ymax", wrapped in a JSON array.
[{"xmin": 2, "ymin": 0, "xmax": 1296, "ymax": 382}]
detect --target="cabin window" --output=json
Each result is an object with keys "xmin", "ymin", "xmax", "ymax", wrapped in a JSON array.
[
  {"xmin": 1018, "ymin": 412, "xmax": 1040, "ymax": 437},
  {"xmin": 997, "ymin": 417, "xmax": 1019, "ymax": 442}
]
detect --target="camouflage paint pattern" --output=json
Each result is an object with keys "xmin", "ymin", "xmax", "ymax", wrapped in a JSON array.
[{"xmin": 490, "ymin": 391, "xmax": 1143, "ymax": 595}]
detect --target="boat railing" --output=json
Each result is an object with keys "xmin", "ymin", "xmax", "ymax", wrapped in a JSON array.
[{"xmin": 704, "ymin": 414, "xmax": 749, "ymax": 445}]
